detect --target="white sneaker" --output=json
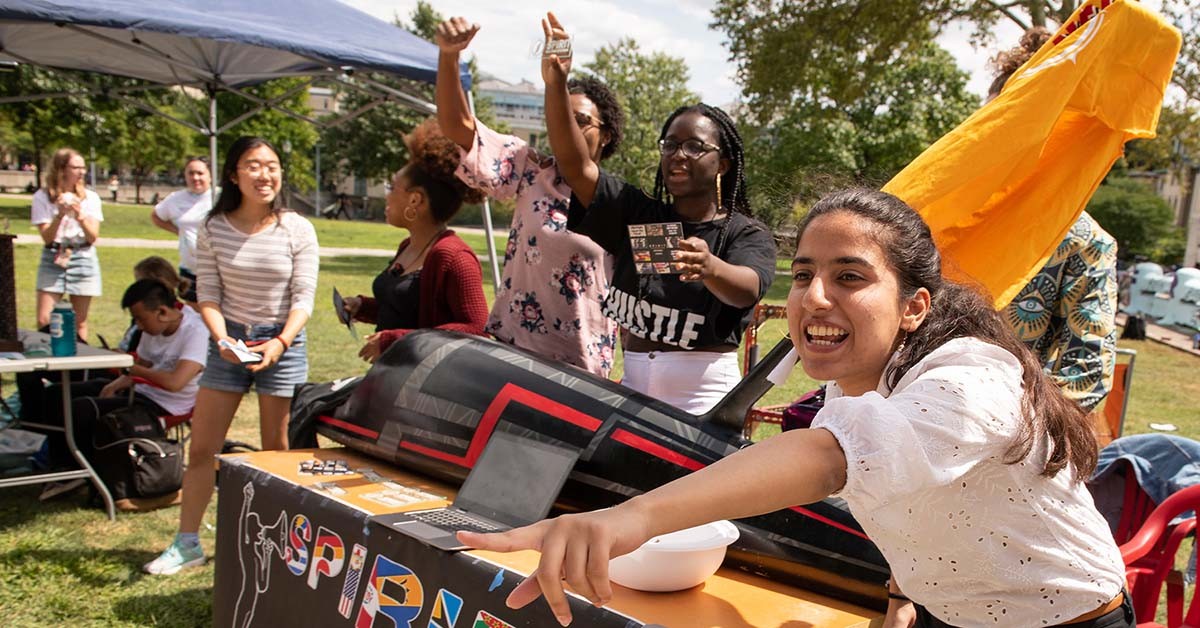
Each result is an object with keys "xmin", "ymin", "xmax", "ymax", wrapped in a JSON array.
[{"xmin": 143, "ymin": 539, "xmax": 206, "ymax": 575}]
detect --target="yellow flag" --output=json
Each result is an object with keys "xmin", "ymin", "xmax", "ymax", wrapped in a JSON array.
[{"xmin": 884, "ymin": 0, "xmax": 1180, "ymax": 307}]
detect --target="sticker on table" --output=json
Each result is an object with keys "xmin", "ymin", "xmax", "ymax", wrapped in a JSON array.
[
  {"xmin": 356, "ymin": 555, "xmax": 424, "ymax": 628},
  {"xmin": 472, "ymin": 610, "xmax": 515, "ymax": 628},
  {"xmin": 339, "ymin": 544, "xmax": 368, "ymax": 618},
  {"xmin": 361, "ymin": 487, "xmax": 443, "ymax": 508},
  {"xmin": 428, "ymin": 588, "xmax": 464, "ymax": 628}
]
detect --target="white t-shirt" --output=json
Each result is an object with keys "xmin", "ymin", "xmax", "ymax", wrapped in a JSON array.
[
  {"xmin": 134, "ymin": 307, "xmax": 208, "ymax": 415},
  {"xmin": 154, "ymin": 189, "xmax": 213, "ymax": 271},
  {"xmin": 811, "ymin": 337, "xmax": 1125, "ymax": 627},
  {"xmin": 31, "ymin": 189, "xmax": 104, "ymax": 243}
]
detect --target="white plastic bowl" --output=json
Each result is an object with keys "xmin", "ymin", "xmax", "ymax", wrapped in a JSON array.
[{"xmin": 608, "ymin": 520, "xmax": 740, "ymax": 592}]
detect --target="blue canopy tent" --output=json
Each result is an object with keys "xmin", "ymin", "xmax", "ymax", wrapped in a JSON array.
[{"xmin": 0, "ymin": 0, "xmax": 503, "ymax": 288}]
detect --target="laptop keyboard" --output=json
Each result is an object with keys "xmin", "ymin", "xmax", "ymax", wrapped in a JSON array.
[{"xmin": 409, "ymin": 509, "xmax": 502, "ymax": 534}]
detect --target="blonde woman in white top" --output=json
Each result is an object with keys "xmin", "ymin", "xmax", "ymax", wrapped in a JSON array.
[
  {"xmin": 145, "ymin": 137, "xmax": 318, "ymax": 576},
  {"xmin": 465, "ymin": 189, "xmax": 1131, "ymax": 628},
  {"xmin": 31, "ymin": 148, "xmax": 103, "ymax": 340}
]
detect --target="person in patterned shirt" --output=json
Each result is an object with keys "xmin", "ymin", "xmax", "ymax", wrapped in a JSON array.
[
  {"xmin": 435, "ymin": 16, "xmax": 624, "ymax": 378},
  {"xmin": 1002, "ymin": 213, "xmax": 1118, "ymax": 410},
  {"xmin": 990, "ymin": 29, "xmax": 1119, "ymax": 410}
]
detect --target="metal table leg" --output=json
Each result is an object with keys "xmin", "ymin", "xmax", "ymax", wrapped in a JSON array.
[{"xmin": 60, "ymin": 370, "xmax": 116, "ymax": 520}]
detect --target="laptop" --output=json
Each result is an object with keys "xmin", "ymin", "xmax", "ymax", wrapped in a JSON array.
[{"xmin": 371, "ymin": 430, "xmax": 580, "ymax": 551}]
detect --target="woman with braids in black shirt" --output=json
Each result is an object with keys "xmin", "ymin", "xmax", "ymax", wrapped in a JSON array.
[{"xmin": 541, "ymin": 13, "xmax": 776, "ymax": 413}]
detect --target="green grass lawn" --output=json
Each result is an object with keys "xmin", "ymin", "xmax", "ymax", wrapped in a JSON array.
[
  {"xmin": 1, "ymin": 211, "xmax": 1198, "ymax": 624},
  {"xmin": 0, "ymin": 194, "xmax": 507, "ymax": 255}
]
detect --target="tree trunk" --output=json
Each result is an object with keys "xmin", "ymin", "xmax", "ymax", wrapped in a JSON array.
[{"xmin": 1027, "ymin": 0, "xmax": 1047, "ymax": 27}]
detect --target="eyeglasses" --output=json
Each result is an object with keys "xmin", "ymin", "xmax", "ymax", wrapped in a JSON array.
[
  {"xmin": 658, "ymin": 138, "xmax": 720, "ymax": 159},
  {"xmin": 238, "ymin": 162, "xmax": 283, "ymax": 176},
  {"xmin": 573, "ymin": 111, "xmax": 603, "ymax": 130}
]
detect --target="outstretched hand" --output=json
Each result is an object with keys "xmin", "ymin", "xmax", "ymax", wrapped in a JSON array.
[
  {"xmin": 435, "ymin": 17, "xmax": 479, "ymax": 54},
  {"xmin": 540, "ymin": 12, "xmax": 572, "ymax": 87},
  {"xmin": 457, "ymin": 506, "xmax": 652, "ymax": 626}
]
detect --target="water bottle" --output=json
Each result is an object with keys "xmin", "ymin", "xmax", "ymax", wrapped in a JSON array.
[{"xmin": 49, "ymin": 300, "xmax": 76, "ymax": 357}]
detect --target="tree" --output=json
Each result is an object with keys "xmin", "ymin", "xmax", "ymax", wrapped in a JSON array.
[
  {"xmin": 741, "ymin": 40, "xmax": 979, "ymax": 229},
  {"xmin": 1162, "ymin": 0, "xmax": 1200, "ymax": 107},
  {"xmin": 1087, "ymin": 177, "xmax": 1183, "ymax": 263},
  {"xmin": 1121, "ymin": 104, "xmax": 1200, "ymax": 172},
  {"xmin": 581, "ymin": 39, "xmax": 698, "ymax": 190},
  {"xmin": 0, "ymin": 66, "xmax": 91, "ymax": 187},
  {"xmin": 215, "ymin": 78, "xmax": 319, "ymax": 194},
  {"xmin": 105, "ymin": 103, "xmax": 193, "ymax": 202},
  {"xmin": 321, "ymin": 1, "xmax": 498, "ymax": 189},
  {"xmin": 711, "ymin": 1, "xmax": 1084, "ymax": 125}
]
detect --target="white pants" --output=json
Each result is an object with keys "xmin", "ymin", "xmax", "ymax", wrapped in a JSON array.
[{"xmin": 621, "ymin": 350, "xmax": 741, "ymax": 415}]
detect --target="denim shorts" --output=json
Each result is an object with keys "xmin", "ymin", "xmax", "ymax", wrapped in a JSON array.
[
  {"xmin": 36, "ymin": 246, "xmax": 102, "ymax": 296},
  {"xmin": 199, "ymin": 320, "xmax": 308, "ymax": 398}
]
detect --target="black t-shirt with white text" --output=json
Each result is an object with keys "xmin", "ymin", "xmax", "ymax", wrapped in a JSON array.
[{"xmin": 568, "ymin": 170, "xmax": 776, "ymax": 350}]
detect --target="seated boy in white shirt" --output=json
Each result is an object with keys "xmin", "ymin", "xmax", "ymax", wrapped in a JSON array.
[{"xmin": 37, "ymin": 279, "xmax": 208, "ymax": 493}]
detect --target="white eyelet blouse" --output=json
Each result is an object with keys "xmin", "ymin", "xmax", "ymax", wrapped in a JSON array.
[{"xmin": 812, "ymin": 336, "xmax": 1124, "ymax": 627}]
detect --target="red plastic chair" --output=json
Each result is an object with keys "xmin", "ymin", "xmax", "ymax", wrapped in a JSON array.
[{"xmin": 1119, "ymin": 483, "xmax": 1200, "ymax": 627}]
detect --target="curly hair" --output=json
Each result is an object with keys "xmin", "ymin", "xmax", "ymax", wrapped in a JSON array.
[
  {"xmin": 404, "ymin": 118, "xmax": 486, "ymax": 223},
  {"xmin": 568, "ymin": 76, "xmax": 624, "ymax": 160},
  {"xmin": 988, "ymin": 26, "xmax": 1052, "ymax": 98}
]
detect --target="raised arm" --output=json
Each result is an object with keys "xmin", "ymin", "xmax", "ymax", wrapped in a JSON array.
[
  {"xmin": 435, "ymin": 17, "xmax": 480, "ymax": 151},
  {"xmin": 541, "ymin": 13, "xmax": 599, "ymax": 206}
]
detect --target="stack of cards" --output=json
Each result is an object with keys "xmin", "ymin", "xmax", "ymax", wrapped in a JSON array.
[{"xmin": 629, "ymin": 222, "xmax": 684, "ymax": 274}]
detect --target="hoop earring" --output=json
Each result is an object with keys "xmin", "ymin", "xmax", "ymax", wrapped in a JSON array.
[
  {"xmin": 403, "ymin": 205, "xmax": 418, "ymax": 222},
  {"xmin": 715, "ymin": 173, "xmax": 723, "ymax": 211}
]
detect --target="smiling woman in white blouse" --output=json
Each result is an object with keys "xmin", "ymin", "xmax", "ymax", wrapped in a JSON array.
[{"xmin": 463, "ymin": 189, "xmax": 1131, "ymax": 628}]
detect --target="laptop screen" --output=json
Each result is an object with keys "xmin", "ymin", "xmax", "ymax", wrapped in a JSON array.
[{"xmin": 453, "ymin": 431, "xmax": 579, "ymax": 528}]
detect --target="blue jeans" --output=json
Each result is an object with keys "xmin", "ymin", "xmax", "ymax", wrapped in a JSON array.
[{"xmin": 198, "ymin": 321, "xmax": 307, "ymax": 398}]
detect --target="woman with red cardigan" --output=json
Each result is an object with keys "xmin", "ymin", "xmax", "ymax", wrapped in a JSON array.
[{"xmin": 344, "ymin": 120, "xmax": 489, "ymax": 361}]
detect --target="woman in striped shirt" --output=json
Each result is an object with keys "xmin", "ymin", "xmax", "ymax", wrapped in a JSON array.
[{"xmin": 145, "ymin": 136, "xmax": 319, "ymax": 576}]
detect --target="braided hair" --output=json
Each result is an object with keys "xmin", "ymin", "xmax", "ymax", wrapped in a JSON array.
[{"xmin": 651, "ymin": 104, "xmax": 751, "ymax": 217}]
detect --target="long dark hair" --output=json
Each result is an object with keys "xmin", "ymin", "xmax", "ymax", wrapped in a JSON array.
[
  {"xmin": 798, "ymin": 188, "xmax": 1097, "ymax": 479},
  {"xmin": 208, "ymin": 136, "xmax": 280, "ymax": 220},
  {"xmin": 652, "ymin": 103, "xmax": 751, "ymax": 217}
]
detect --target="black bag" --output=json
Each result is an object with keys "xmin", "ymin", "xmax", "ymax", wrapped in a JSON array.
[
  {"xmin": 91, "ymin": 399, "xmax": 184, "ymax": 500},
  {"xmin": 1121, "ymin": 315, "xmax": 1147, "ymax": 340}
]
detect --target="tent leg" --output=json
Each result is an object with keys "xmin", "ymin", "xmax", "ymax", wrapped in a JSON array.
[
  {"xmin": 209, "ymin": 90, "xmax": 218, "ymax": 206},
  {"xmin": 469, "ymin": 92, "xmax": 502, "ymax": 292}
]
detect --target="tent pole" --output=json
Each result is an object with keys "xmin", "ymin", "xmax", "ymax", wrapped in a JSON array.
[
  {"xmin": 468, "ymin": 92, "xmax": 501, "ymax": 291},
  {"xmin": 89, "ymin": 146, "xmax": 96, "ymax": 192},
  {"xmin": 209, "ymin": 87, "xmax": 218, "ymax": 206}
]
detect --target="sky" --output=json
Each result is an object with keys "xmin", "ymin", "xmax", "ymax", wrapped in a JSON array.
[{"xmin": 342, "ymin": 0, "xmax": 1026, "ymax": 105}]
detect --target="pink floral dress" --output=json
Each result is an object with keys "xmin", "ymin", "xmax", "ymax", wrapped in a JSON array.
[{"xmin": 456, "ymin": 120, "xmax": 617, "ymax": 377}]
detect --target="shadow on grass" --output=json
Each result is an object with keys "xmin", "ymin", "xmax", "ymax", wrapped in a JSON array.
[
  {"xmin": 0, "ymin": 483, "xmax": 98, "ymax": 529},
  {"xmin": 2, "ymin": 546, "xmax": 163, "ymax": 587},
  {"xmin": 112, "ymin": 587, "xmax": 214, "ymax": 627}
]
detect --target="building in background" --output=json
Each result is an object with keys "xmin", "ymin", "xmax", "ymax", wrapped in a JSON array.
[{"xmin": 476, "ymin": 77, "xmax": 546, "ymax": 146}]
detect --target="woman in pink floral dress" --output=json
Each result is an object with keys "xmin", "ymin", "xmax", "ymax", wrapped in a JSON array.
[{"xmin": 435, "ymin": 16, "xmax": 624, "ymax": 377}]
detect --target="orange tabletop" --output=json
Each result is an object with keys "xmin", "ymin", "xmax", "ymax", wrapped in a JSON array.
[{"xmin": 220, "ymin": 447, "xmax": 883, "ymax": 628}]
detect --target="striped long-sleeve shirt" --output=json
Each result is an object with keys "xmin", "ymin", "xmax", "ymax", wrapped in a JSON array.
[{"xmin": 195, "ymin": 211, "xmax": 319, "ymax": 324}]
